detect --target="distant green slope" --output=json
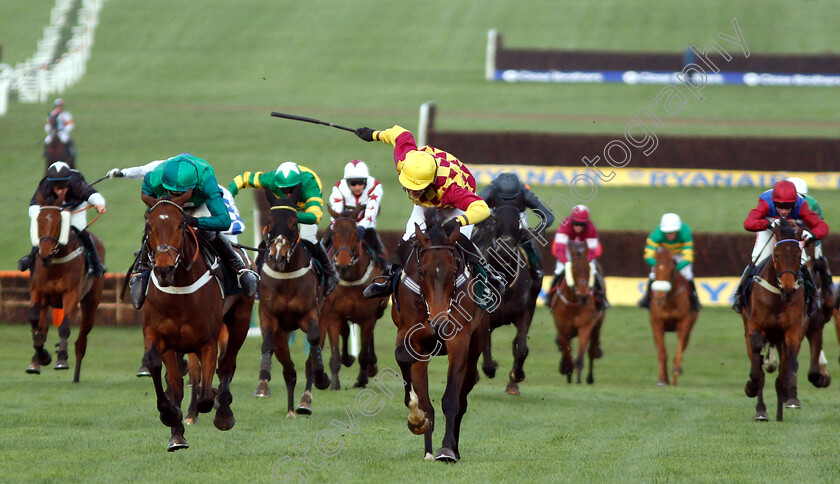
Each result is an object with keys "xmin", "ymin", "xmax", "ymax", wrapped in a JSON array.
[{"xmin": 1, "ymin": 1, "xmax": 839, "ymax": 270}]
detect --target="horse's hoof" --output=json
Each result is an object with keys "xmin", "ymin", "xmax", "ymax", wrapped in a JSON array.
[
  {"xmin": 434, "ymin": 447, "xmax": 459, "ymax": 463},
  {"xmin": 754, "ymin": 411, "xmax": 769, "ymax": 422},
  {"xmin": 295, "ymin": 405, "xmax": 312, "ymax": 416},
  {"xmin": 352, "ymin": 380, "xmax": 367, "ymax": 389},
  {"xmin": 136, "ymin": 366, "xmax": 152, "ymax": 377},
  {"xmin": 656, "ymin": 381, "xmax": 668, "ymax": 386},
  {"xmin": 594, "ymin": 347, "xmax": 604, "ymax": 359},
  {"xmin": 510, "ymin": 369, "xmax": 525, "ymax": 383},
  {"xmin": 506, "ymin": 383, "xmax": 520, "ymax": 396},
  {"xmin": 253, "ymin": 380, "xmax": 270, "ymax": 397},
  {"xmin": 331, "ymin": 379, "xmax": 342, "ymax": 391},
  {"xmin": 286, "ymin": 410, "xmax": 296, "ymax": 419},
  {"xmin": 423, "ymin": 452, "xmax": 434, "ymax": 461},
  {"xmin": 54, "ymin": 360, "xmax": 69, "ymax": 370},
  {"xmin": 35, "ymin": 351, "xmax": 52, "ymax": 366},
  {"xmin": 744, "ymin": 381, "xmax": 758, "ymax": 398},
  {"xmin": 314, "ymin": 371, "xmax": 331, "ymax": 390},
  {"xmin": 26, "ymin": 363, "xmax": 41, "ymax": 375},
  {"xmin": 167, "ymin": 436, "xmax": 189, "ymax": 452},
  {"xmin": 342, "ymin": 354, "xmax": 356, "ymax": 367},
  {"xmin": 213, "ymin": 408, "xmax": 236, "ymax": 431},
  {"xmin": 785, "ymin": 398, "xmax": 802, "ymax": 409},
  {"xmin": 184, "ymin": 416, "xmax": 198, "ymax": 425}
]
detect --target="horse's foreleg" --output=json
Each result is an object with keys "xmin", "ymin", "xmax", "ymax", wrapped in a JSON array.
[
  {"xmin": 557, "ymin": 329, "xmax": 574, "ymax": 383},
  {"xmin": 73, "ymin": 283, "xmax": 102, "ymax": 383},
  {"xmin": 160, "ymin": 349, "xmax": 188, "ymax": 451},
  {"xmin": 805, "ymin": 318, "xmax": 830, "ymax": 388},
  {"xmin": 452, "ymin": 322, "xmax": 484, "ymax": 461},
  {"xmin": 185, "ymin": 354, "xmax": 200, "ymax": 425},
  {"xmin": 507, "ymin": 313, "xmax": 532, "ymax": 394},
  {"xmin": 196, "ymin": 342, "xmax": 218, "ymax": 414},
  {"xmin": 255, "ymin": 324, "xmax": 275, "ymax": 397},
  {"xmin": 340, "ymin": 321, "xmax": 355, "ymax": 367},
  {"xmin": 783, "ymin": 332, "xmax": 803, "ymax": 412},
  {"xmin": 671, "ymin": 316, "xmax": 693, "ymax": 386},
  {"xmin": 355, "ymin": 318, "xmax": 377, "ymax": 388},
  {"xmin": 213, "ymin": 302, "xmax": 250, "ymax": 431},
  {"xmin": 438, "ymin": 337, "xmax": 470, "ymax": 462},
  {"xmin": 323, "ymin": 315, "xmax": 342, "ymax": 390},
  {"xmin": 408, "ymin": 360, "xmax": 434, "ymax": 460},
  {"xmin": 27, "ymin": 302, "xmax": 52, "ymax": 371},
  {"xmin": 273, "ymin": 330, "xmax": 297, "ymax": 417},
  {"xmin": 744, "ymin": 328, "xmax": 768, "ymax": 421},
  {"xmin": 304, "ymin": 310, "xmax": 330, "ymax": 391},
  {"xmin": 650, "ymin": 319, "xmax": 669, "ymax": 385},
  {"xmin": 481, "ymin": 323, "xmax": 498, "ymax": 379},
  {"xmin": 574, "ymin": 324, "xmax": 592, "ymax": 385},
  {"xmin": 586, "ymin": 316, "xmax": 604, "ymax": 385}
]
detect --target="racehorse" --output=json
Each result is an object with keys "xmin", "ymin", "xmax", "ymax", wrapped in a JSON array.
[
  {"xmin": 140, "ymin": 192, "xmax": 251, "ymax": 450},
  {"xmin": 647, "ymin": 246, "xmax": 699, "ymax": 386},
  {"xmin": 800, "ymin": 241, "xmax": 832, "ymax": 388},
  {"xmin": 472, "ymin": 204, "xmax": 540, "ymax": 395},
  {"xmin": 740, "ymin": 217, "xmax": 808, "ymax": 421},
  {"xmin": 549, "ymin": 240, "xmax": 606, "ymax": 384},
  {"xmin": 252, "ymin": 198, "xmax": 330, "ymax": 415},
  {"xmin": 393, "ymin": 209, "xmax": 490, "ymax": 462},
  {"xmin": 26, "ymin": 190, "xmax": 104, "ymax": 382},
  {"xmin": 320, "ymin": 206, "xmax": 388, "ymax": 389},
  {"xmin": 43, "ymin": 118, "xmax": 74, "ymax": 171}
]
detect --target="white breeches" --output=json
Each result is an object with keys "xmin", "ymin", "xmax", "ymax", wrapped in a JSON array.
[
  {"xmin": 300, "ymin": 224, "xmax": 318, "ymax": 244},
  {"xmin": 402, "ymin": 204, "xmax": 473, "ymax": 241}
]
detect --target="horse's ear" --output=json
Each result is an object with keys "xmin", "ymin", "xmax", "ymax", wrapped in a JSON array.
[
  {"xmin": 36, "ymin": 192, "xmax": 47, "ymax": 206},
  {"xmin": 141, "ymin": 193, "xmax": 157, "ymax": 208},
  {"xmin": 414, "ymin": 222, "xmax": 430, "ymax": 247},
  {"xmin": 55, "ymin": 188, "xmax": 67, "ymax": 206},
  {"xmin": 328, "ymin": 206, "xmax": 340, "ymax": 219},
  {"xmin": 351, "ymin": 204, "xmax": 365, "ymax": 220},
  {"xmin": 446, "ymin": 223, "xmax": 460, "ymax": 245}
]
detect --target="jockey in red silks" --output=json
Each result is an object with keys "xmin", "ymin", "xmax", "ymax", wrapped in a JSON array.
[
  {"xmin": 732, "ymin": 179, "xmax": 829, "ymax": 313},
  {"xmin": 550, "ymin": 205, "xmax": 609, "ymax": 310}
]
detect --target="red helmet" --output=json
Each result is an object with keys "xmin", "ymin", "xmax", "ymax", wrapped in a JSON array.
[
  {"xmin": 571, "ymin": 204, "xmax": 590, "ymax": 223},
  {"xmin": 771, "ymin": 180, "xmax": 797, "ymax": 204}
]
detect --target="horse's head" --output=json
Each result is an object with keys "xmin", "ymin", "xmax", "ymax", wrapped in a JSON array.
[
  {"xmin": 652, "ymin": 246, "xmax": 678, "ymax": 305},
  {"xmin": 33, "ymin": 191, "xmax": 70, "ymax": 266},
  {"xmin": 329, "ymin": 206, "xmax": 365, "ymax": 276},
  {"xmin": 144, "ymin": 191, "xmax": 191, "ymax": 287},
  {"xmin": 413, "ymin": 210, "xmax": 462, "ymax": 331},
  {"xmin": 566, "ymin": 240, "xmax": 592, "ymax": 303},
  {"xmin": 491, "ymin": 204, "xmax": 524, "ymax": 248},
  {"xmin": 771, "ymin": 217, "xmax": 803, "ymax": 302},
  {"xmin": 264, "ymin": 198, "xmax": 300, "ymax": 269}
]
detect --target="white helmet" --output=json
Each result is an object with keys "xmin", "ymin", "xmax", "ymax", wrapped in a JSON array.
[
  {"xmin": 659, "ymin": 213, "xmax": 682, "ymax": 232},
  {"xmin": 787, "ymin": 176, "xmax": 808, "ymax": 195},
  {"xmin": 343, "ymin": 160, "xmax": 369, "ymax": 180}
]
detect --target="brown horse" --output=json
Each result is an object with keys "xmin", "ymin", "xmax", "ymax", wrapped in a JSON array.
[
  {"xmin": 549, "ymin": 240, "xmax": 605, "ymax": 384},
  {"xmin": 140, "ymin": 193, "xmax": 251, "ymax": 451},
  {"xmin": 26, "ymin": 191, "xmax": 104, "ymax": 381},
  {"xmin": 252, "ymin": 199, "xmax": 330, "ymax": 416},
  {"xmin": 43, "ymin": 120, "xmax": 74, "ymax": 171},
  {"xmin": 741, "ymin": 218, "xmax": 807, "ymax": 421},
  {"xmin": 393, "ymin": 209, "xmax": 490, "ymax": 463},
  {"xmin": 472, "ymin": 204, "xmax": 540, "ymax": 395},
  {"xmin": 800, "ymin": 242, "xmax": 832, "ymax": 388},
  {"xmin": 647, "ymin": 247, "xmax": 699, "ymax": 386},
  {"xmin": 320, "ymin": 206, "xmax": 388, "ymax": 389}
]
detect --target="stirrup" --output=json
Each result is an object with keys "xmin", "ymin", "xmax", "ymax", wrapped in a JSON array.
[
  {"xmin": 237, "ymin": 269, "xmax": 259, "ymax": 298},
  {"xmin": 363, "ymin": 275, "xmax": 391, "ymax": 299}
]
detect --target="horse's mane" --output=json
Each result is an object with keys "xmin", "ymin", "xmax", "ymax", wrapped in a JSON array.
[
  {"xmin": 777, "ymin": 217, "xmax": 797, "ymax": 239},
  {"xmin": 423, "ymin": 208, "xmax": 448, "ymax": 245}
]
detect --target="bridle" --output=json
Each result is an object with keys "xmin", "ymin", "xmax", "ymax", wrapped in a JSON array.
[
  {"xmin": 770, "ymin": 238, "xmax": 802, "ymax": 291},
  {"xmin": 147, "ymin": 200, "xmax": 198, "ymax": 272}
]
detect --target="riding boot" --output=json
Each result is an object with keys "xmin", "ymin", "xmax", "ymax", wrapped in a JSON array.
[
  {"xmin": 209, "ymin": 233, "xmax": 258, "ymax": 298},
  {"xmin": 731, "ymin": 264, "xmax": 752, "ymax": 314},
  {"xmin": 802, "ymin": 267, "xmax": 821, "ymax": 315},
  {"xmin": 363, "ymin": 265, "xmax": 399, "ymax": 299},
  {"xmin": 546, "ymin": 271, "xmax": 562, "ymax": 303},
  {"xmin": 595, "ymin": 272, "xmax": 611, "ymax": 310},
  {"xmin": 18, "ymin": 246, "xmax": 38, "ymax": 272},
  {"xmin": 363, "ymin": 228, "xmax": 391, "ymax": 273},
  {"xmin": 312, "ymin": 240, "xmax": 339, "ymax": 297},
  {"xmin": 522, "ymin": 239, "xmax": 543, "ymax": 281},
  {"xmin": 458, "ymin": 235, "xmax": 506, "ymax": 297},
  {"xmin": 637, "ymin": 279, "xmax": 653, "ymax": 309},
  {"xmin": 688, "ymin": 279, "xmax": 702, "ymax": 312},
  {"xmin": 77, "ymin": 229, "xmax": 106, "ymax": 277},
  {"xmin": 129, "ymin": 239, "xmax": 152, "ymax": 310}
]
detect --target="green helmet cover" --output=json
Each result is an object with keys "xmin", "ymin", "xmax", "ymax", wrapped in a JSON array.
[
  {"xmin": 275, "ymin": 162, "xmax": 302, "ymax": 188},
  {"xmin": 162, "ymin": 157, "xmax": 199, "ymax": 192}
]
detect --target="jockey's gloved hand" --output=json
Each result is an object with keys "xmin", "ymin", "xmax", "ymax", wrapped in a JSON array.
[
  {"xmin": 183, "ymin": 215, "xmax": 200, "ymax": 227},
  {"xmin": 765, "ymin": 219, "xmax": 781, "ymax": 230},
  {"xmin": 802, "ymin": 230, "xmax": 815, "ymax": 244},
  {"xmin": 355, "ymin": 127, "xmax": 375, "ymax": 142},
  {"xmin": 442, "ymin": 218, "xmax": 461, "ymax": 236},
  {"xmin": 107, "ymin": 168, "xmax": 124, "ymax": 178}
]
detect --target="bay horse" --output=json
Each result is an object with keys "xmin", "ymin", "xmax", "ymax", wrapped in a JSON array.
[
  {"xmin": 320, "ymin": 206, "xmax": 388, "ymax": 389},
  {"xmin": 647, "ymin": 246, "xmax": 699, "ymax": 386},
  {"xmin": 549, "ymin": 240, "xmax": 605, "ymax": 384},
  {"xmin": 740, "ymin": 217, "xmax": 807, "ymax": 421},
  {"xmin": 252, "ymin": 198, "xmax": 330, "ymax": 416},
  {"xmin": 393, "ymin": 209, "xmax": 490, "ymax": 463},
  {"xmin": 27, "ymin": 190, "xmax": 104, "ymax": 382},
  {"xmin": 43, "ymin": 119, "xmax": 74, "ymax": 171},
  {"xmin": 141, "ymin": 192, "xmax": 251, "ymax": 451},
  {"xmin": 472, "ymin": 204, "xmax": 540, "ymax": 395}
]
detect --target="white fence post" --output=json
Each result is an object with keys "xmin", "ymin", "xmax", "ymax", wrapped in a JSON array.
[
  {"xmin": 417, "ymin": 102, "xmax": 436, "ymax": 147},
  {"xmin": 486, "ymin": 28, "xmax": 498, "ymax": 81}
]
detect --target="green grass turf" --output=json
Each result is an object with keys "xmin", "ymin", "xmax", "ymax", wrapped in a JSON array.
[
  {"xmin": 2, "ymin": 306, "xmax": 840, "ymax": 482},
  {"xmin": 1, "ymin": 0, "xmax": 839, "ymax": 272}
]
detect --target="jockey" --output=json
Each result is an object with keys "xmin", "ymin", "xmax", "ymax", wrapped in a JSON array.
[
  {"xmin": 638, "ymin": 213, "xmax": 701, "ymax": 312},
  {"xmin": 107, "ymin": 161, "xmax": 245, "ymax": 243},
  {"xmin": 229, "ymin": 161, "xmax": 339, "ymax": 296},
  {"xmin": 44, "ymin": 98, "xmax": 75, "ymax": 160},
  {"xmin": 19, "ymin": 161, "xmax": 106, "ymax": 276},
  {"xmin": 550, "ymin": 205, "xmax": 609, "ymax": 310},
  {"xmin": 731, "ymin": 179, "xmax": 828, "ymax": 314},
  {"xmin": 479, "ymin": 172, "xmax": 555, "ymax": 280},
  {"xmin": 329, "ymin": 159, "xmax": 388, "ymax": 272},
  {"xmin": 354, "ymin": 124, "xmax": 504, "ymax": 299},
  {"xmin": 788, "ymin": 176, "xmax": 832, "ymax": 289},
  {"xmin": 129, "ymin": 154, "xmax": 258, "ymax": 309}
]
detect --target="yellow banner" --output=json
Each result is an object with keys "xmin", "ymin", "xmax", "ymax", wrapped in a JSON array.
[{"xmin": 471, "ymin": 165, "xmax": 840, "ymax": 190}]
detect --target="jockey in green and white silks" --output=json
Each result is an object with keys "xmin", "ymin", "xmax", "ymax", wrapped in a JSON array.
[
  {"xmin": 638, "ymin": 213, "xmax": 701, "ymax": 312},
  {"xmin": 128, "ymin": 154, "xmax": 258, "ymax": 309},
  {"xmin": 229, "ymin": 161, "xmax": 339, "ymax": 297}
]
